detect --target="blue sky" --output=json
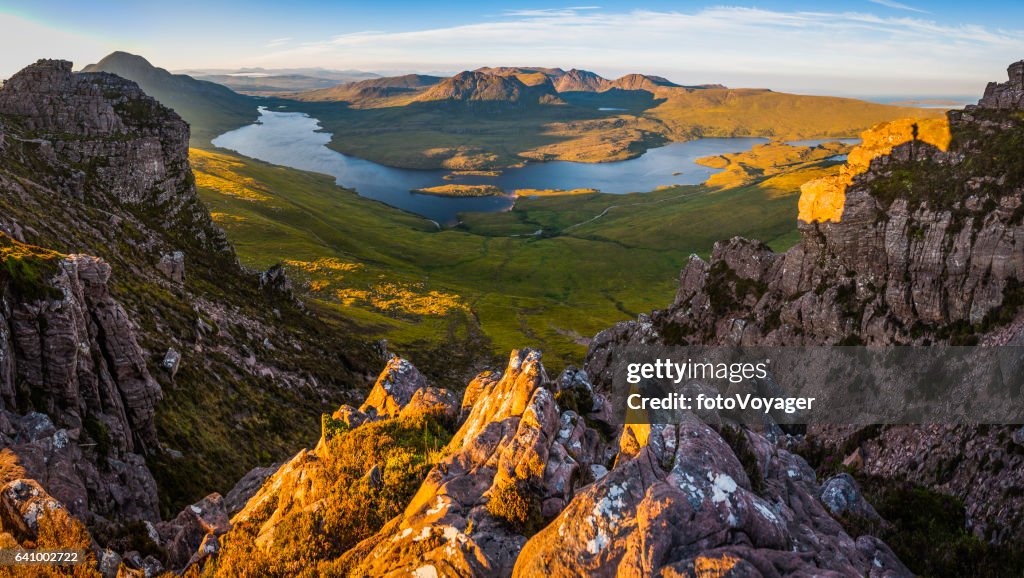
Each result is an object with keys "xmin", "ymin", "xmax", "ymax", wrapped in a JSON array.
[{"xmin": 2, "ymin": 1, "xmax": 1023, "ymax": 96}]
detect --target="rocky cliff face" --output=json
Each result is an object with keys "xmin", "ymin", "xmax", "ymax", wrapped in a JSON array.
[
  {"xmin": 0, "ymin": 241, "xmax": 163, "ymax": 526},
  {"xmin": 598, "ymin": 72, "xmax": 1024, "ymax": 350},
  {"xmin": 0, "ymin": 59, "xmax": 229, "ymax": 251}
]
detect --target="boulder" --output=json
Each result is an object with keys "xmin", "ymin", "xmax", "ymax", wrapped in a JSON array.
[
  {"xmin": 223, "ymin": 464, "xmax": 279, "ymax": 516},
  {"xmin": 162, "ymin": 348, "xmax": 181, "ymax": 377},
  {"xmin": 360, "ymin": 355, "xmax": 429, "ymax": 419},
  {"xmin": 0, "ymin": 478, "xmax": 65, "ymax": 538},
  {"xmin": 820, "ymin": 473, "xmax": 881, "ymax": 520},
  {"xmin": 155, "ymin": 493, "xmax": 231, "ymax": 571},
  {"xmin": 156, "ymin": 251, "xmax": 185, "ymax": 284}
]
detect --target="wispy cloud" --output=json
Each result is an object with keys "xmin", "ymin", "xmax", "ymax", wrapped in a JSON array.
[
  {"xmin": 265, "ymin": 37, "xmax": 292, "ymax": 48},
  {"xmin": 867, "ymin": 0, "xmax": 929, "ymax": 14},
  {"xmin": 245, "ymin": 6, "xmax": 1023, "ymax": 95},
  {"xmin": 503, "ymin": 7, "xmax": 600, "ymax": 17}
]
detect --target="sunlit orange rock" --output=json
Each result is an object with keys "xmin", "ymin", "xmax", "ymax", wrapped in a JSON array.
[{"xmin": 798, "ymin": 117, "xmax": 951, "ymax": 223}]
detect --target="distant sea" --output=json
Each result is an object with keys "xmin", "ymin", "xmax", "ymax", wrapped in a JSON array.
[{"xmin": 860, "ymin": 95, "xmax": 976, "ymax": 109}]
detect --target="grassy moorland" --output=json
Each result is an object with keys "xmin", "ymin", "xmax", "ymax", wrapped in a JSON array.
[
  {"xmin": 280, "ymin": 79, "xmax": 940, "ymax": 170},
  {"xmin": 192, "ymin": 145, "xmax": 838, "ymax": 375}
]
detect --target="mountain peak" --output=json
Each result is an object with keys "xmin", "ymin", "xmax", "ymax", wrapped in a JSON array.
[
  {"xmin": 554, "ymin": 68, "xmax": 610, "ymax": 92},
  {"xmin": 416, "ymin": 70, "xmax": 564, "ymax": 105},
  {"xmin": 610, "ymin": 73, "xmax": 680, "ymax": 91}
]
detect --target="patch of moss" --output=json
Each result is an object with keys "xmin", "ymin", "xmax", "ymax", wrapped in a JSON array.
[
  {"xmin": 486, "ymin": 477, "xmax": 544, "ymax": 537},
  {"xmin": 84, "ymin": 414, "xmax": 112, "ymax": 465},
  {"xmin": 554, "ymin": 387, "xmax": 594, "ymax": 415},
  {"xmin": 321, "ymin": 413, "xmax": 350, "ymax": 441}
]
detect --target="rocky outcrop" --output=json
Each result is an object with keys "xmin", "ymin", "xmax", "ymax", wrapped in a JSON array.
[
  {"xmin": 229, "ymin": 356, "xmax": 459, "ymax": 555},
  {"xmin": 156, "ymin": 251, "xmax": 185, "ymax": 284},
  {"xmin": 327, "ymin": 355, "xmax": 457, "ymax": 430},
  {"xmin": 343, "ymin": 350, "xmax": 613, "ymax": 577},
  {"xmin": 155, "ymin": 493, "xmax": 231, "ymax": 570},
  {"xmin": 975, "ymin": 60, "xmax": 1024, "ymax": 110},
  {"xmin": 515, "ymin": 418, "xmax": 908, "ymax": 577},
  {"xmin": 1, "ymin": 250, "xmax": 161, "ymax": 453},
  {"xmin": 0, "ymin": 60, "xmax": 230, "ymax": 253},
  {"xmin": 0, "ymin": 56, "xmax": 374, "ymax": 575},
  {"xmin": 600, "ymin": 107, "xmax": 1024, "ymax": 350},
  {"xmin": 820, "ymin": 473, "xmax": 881, "ymax": 521},
  {"xmin": 360, "ymin": 356, "xmax": 429, "ymax": 419}
]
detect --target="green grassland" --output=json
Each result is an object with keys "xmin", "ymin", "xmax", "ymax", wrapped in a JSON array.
[{"xmin": 194, "ymin": 147, "xmax": 834, "ymax": 376}]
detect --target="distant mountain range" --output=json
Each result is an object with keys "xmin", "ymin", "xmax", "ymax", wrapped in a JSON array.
[
  {"xmin": 177, "ymin": 66, "xmax": 382, "ymax": 96},
  {"xmin": 288, "ymin": 65, "xmax": 726, "ymax": 107}
]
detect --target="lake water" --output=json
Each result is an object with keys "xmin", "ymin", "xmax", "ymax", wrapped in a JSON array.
[{"xmin": 212, "ymin": 107, "xmax": 852, "ymax": 224}]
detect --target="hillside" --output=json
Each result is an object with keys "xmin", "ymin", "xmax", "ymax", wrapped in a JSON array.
[
  {"xmin": 294, "ymin": 73, "xmax": 445, "ymax": 105},
  {"xmin": 81, "ymin": 51, "xmax": 258, "ymax": 146}
]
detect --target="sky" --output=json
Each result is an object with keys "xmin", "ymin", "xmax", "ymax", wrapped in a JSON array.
[{"xmin": 1, "ymin": 1, "xmax": 1023, "ymax": 97}]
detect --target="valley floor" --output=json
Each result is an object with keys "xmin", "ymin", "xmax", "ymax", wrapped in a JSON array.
[{"xmin": 192, "ymin": 143, "xmax": 839, "ymax": 379}]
